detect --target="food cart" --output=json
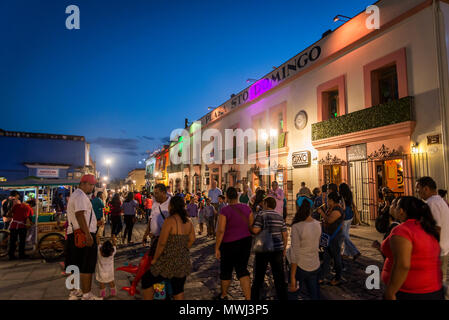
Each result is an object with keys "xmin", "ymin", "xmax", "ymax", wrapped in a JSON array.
[{"xmin": 0, "ymin": 178, "xmax": 80, "ymax": 261}]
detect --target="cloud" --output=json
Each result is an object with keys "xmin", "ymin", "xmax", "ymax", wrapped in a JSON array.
[
  {"xmin": 90, "ymin": 137, "xmax": 139, "ymax": 151},
  {"xmin": 160, "ymin": 136, "xmax": 170, "ymax": 143},
  {"xmin": 141, "ymin": 136, "xmax": 155, "ymax": 141},
  {"xmin": 111, "ymin": 150, "xmax": 139, "ymax": 157}
]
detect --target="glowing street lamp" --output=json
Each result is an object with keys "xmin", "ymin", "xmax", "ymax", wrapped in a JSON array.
[
  {"xmin": 105, "ymin": 158, "xmax": 112, "ymax": 178},
  {"xmin": 333, "ymin": 14, "xmax": 351, "ymax": 23}
]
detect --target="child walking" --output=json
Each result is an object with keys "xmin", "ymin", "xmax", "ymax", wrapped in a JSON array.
[{"xmin": 96, "ymin": 234, "xmax": 117, "ymax": 298}]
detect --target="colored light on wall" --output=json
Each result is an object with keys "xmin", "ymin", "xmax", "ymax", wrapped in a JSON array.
[{"xmin": 248, "ymin": 78, "xmax": 274, "ymax": 101}]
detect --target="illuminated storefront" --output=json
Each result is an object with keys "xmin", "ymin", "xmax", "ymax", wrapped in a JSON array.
[{"xmin": 159, "ymin": 0, "xmax": 449, "ymax": 221}]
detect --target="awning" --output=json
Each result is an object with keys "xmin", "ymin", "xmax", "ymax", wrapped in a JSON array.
[{"xmin": 0, "ymin": 178, "xmax": 81, "ymax": 188}]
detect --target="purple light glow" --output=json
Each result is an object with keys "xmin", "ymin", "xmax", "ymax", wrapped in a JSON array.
[{"xmin": 248, "ymin": 78, "xmax": 274, "ymax": 101}]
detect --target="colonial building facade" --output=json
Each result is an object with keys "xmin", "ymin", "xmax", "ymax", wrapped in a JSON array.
[{"xmin": 146, "ymin": 0, "xmax": 449, "ymax": 223}]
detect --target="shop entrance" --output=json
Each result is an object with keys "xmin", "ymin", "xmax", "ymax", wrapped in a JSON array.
[
  {"xmin": 323, "ymin": 165, "xmax": 342, "ymax": 185},
  {"xmin": 375, "ymin": 159, "xmax": 405, "ymax": 197},
  {"xmin": 349, "ymin": 152, "xmax": 429, "ymax": 224}
]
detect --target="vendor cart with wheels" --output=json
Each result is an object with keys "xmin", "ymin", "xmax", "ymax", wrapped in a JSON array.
[{"xmin": 0, "ymin": 178, "xmax": 80, "ymax": 261}]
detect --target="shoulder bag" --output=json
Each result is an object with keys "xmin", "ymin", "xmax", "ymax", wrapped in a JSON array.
[
  {"xmin": 70, "ymin": 209, "xmax": 93, "ymax": 248},
  {"xmin": 253, "ymin": 213, "xmax": 275, "ymax": 253},
  {"xmin": 320, "ymin": 207, "xmax": 344, "ymax": 248}
]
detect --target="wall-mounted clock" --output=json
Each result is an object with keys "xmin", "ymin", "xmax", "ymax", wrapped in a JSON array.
[{"xmin": 294, "ymin": 110, "xmax": 308, "ymax": 130}]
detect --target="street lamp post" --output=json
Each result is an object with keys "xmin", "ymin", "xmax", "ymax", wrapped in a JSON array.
[
  {"xmin": 105, "ymin": 159, "xmax": 112, "ymax": 179},
  {"xmin": 268, "ymin": 129, "xmax": 278, "ymax": 187}
]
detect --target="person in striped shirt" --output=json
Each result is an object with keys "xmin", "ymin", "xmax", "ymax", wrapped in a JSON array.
[{"xmin": 250, "ymin": 196, "xmax": 288, "ymax": 300}]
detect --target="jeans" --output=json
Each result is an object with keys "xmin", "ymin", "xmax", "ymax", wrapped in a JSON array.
[
  {"xmin": 123, "ymin": 215, "xmax": 135, "ymax": 242},
  {"xmin": 145, "ymin": 209, "xmax": 152, "ymax": 224},
  {"xmin": 111, "ymin": 215, "xmax": 122, "ymax": 236},
  {"xmin": 190, "ymin": 217, "xmax": 198, "ymax": 233},
  {"xmin": 251, "ymin": 251, "xmax": 288, "ymax": 300},
  {"xmin": 342, "ymin": 219, "xmax": 360, "ymax": 256},
  {"xmin": 9, "ymin": 228, "xmax": 27, "ymax": 258},
  {"xmin": 320, "ymin": 232, "xmax": 344, "ymax": 281},
  {"xmin": 206, "ymin": 216, "xmax": 215, "ymax": 236},
  {"xmin": 295, "ymin": 267, "xmax": 321, "ymax": 300}
]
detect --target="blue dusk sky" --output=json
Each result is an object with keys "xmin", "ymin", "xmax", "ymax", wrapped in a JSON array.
[{"xmin": 0, "ymin": 0, "xmax": 374, "ymax": 179}]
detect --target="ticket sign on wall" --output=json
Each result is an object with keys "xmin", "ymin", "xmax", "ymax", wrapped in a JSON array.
[
  {"xmin": 292, "ymin": 151, "xmax": 311, "ymax": 168},
  {"xmin": 37, "ymin": 168, "xmax": 59, "ymax": 178}
]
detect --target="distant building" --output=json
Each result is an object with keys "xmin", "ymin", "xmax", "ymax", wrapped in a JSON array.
[
  {"xmin": 126, "ymin": 168, "xmax": 145, "ymax": 192},
  {"xmin": 0, "ymin": 129, "xmax": 96, "ymax": 181}
]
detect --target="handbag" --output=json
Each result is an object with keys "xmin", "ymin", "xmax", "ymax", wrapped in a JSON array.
[
  {"xmin": 153, "ymin": 282, "xmax": 166, "ymax": 300},
  {"xmin": 70, "ymin": 209, "xmax": 93, "ymax": 248},
  {"xmin": 320, "ymin": 222, "xmax": 343, "ymax": 248},
  {"xmin": 253, "ymin": 214, "xmax": 275, "ymax": 253}
]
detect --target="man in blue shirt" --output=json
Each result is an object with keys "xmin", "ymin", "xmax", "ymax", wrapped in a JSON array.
[
  {"xmin": 208, "ymin": 180, "xmax": 222, "ymax": 229},
  {"xmin": 91, "ymin": 191, "xmax": 105, "ymax": 235}
]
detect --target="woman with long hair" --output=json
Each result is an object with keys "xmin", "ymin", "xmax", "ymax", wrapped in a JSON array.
[
  {"xmin": 289, "ymin": 197, "xmax": 321, "ymax": 299},
  {"xmin": 141, "ymin": 196, "xmax": 195, "ymax": 300},
  {"xmin": 109, "ymin": 194, "xmax": 123, "ymax": 241},
  {"xmin": 250, "ymin": 189, "xmax": 266, "ymax": 216},
  {"xmin": 382, "ymin": 196, "xmax": 443, "ymax": 300},
  {"xmin": 338, "ymin": 183, "xmax": 361, "ymax": 260},
  {"xmin": 319, "ymin": 191, "xmax": 345, "ymax": 286},
  {"xmin": 121, "ymin": 192, "xmax": 138, "ymax": 244}
]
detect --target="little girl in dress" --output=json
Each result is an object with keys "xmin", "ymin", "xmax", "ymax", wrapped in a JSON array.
[{"xmin": 96, "ymin": 235, "xmax": 117, "ymax": 298}]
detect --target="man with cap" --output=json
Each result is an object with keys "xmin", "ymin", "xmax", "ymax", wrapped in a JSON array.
[{"xmin": 66, "ymin": 174, "xmax": 102, "ymax": 300}]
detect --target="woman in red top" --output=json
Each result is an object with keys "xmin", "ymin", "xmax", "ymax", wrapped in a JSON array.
[
  {"xmin": 109, "ymin": 194, "xmax": 123, "ymax": 240},
  {"xmin": 381, "ymin": 196, "xmax": 443, "ymax": 300}
]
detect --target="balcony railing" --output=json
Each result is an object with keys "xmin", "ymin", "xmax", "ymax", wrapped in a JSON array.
[{"xmin": 311, "ymin": 96, "xmax": 414, "ymax": 141}]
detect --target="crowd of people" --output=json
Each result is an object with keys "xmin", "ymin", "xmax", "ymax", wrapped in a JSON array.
[{"xmin": 3, "ymin": 174, "xmax": 449, "ymax": 301}]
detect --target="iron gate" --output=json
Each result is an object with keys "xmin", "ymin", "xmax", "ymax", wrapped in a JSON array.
[{"xmin": 349, "ymin": 152, "xmax": 429, "ymax": 225}]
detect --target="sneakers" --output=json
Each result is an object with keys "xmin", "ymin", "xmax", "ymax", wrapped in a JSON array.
[
  {"xmin": 110, "ymin": 288, "xmax": 116, "ymax": 297},
  {"xmin": 68, "ymin": 289, "xmax": 83, "ymax": 300},
  {"xmin": 81, "ymin": 292, "xmax": 103, "ymax": 300},
  {"xmin": 100, "ymin": 289, "xmax": 106, "ymax": 298}
]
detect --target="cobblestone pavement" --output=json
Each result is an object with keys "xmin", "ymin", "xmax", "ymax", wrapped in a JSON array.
[{"xmin": 0, "ymin": 219, "xmax": 387, "ymax": 300}]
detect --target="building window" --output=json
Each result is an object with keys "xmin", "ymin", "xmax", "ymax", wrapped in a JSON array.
[
  {"xmin": 321, "ymin": 89, "xmax": 339, "ymax": 120},
  {"xmin": 372, "ymin": 64, "xmax": 399, "ymax": 105},
  {"xmin": 327, "ymin": 90, "xmax": 339, "ymax": 119},
  {"xmin": 363, "ymin": 48, "xmax": 407, "ymax": 108},
  {"xmin": 317, "ymin": 75, "xmax": 346, "ymax": 122},
  {"xmin": 278, "ymin": 112, "xmax": 284, "ymax": 132}
]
